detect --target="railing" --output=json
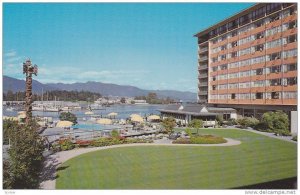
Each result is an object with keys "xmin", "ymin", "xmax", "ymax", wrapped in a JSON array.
[
  {"xmin": 198, "ymin": 91, "xmax": 208, "ymax": 95},
  {"xmin": 198, "ymin": 56, "xmax": 208, "ymax": 61},
  {"xmin": 199, "ymin": 47, "xmax": 208, "ymax": 53},
  {"xmin": 198, "ymin": 65, "xmax": 208, "ymax": 70},
  {"xmin": 198, "ymin": 73, "xmax": 208, "ymax": 78},
  {"xmin": 198, "ymin": 82, "xmax": 208, "ymax": 87}
]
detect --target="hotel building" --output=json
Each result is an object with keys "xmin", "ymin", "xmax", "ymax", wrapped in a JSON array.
[{"xmin": 194, "ymin": 3, "xmax": 297, "ymax": 133}]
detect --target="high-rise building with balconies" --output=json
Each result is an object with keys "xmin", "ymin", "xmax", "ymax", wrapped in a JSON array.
[{"xmin": 194, "ymin": 3, "xmax": 297, "ymax": 133}]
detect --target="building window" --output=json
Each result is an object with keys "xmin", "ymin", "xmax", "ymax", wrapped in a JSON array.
[
  {"xmin": 212, "ymin": 66, "xmax": 218, "ymax": 71},
  {"xmin": 251, "ymin": 56, "xmax": 265, "ymax": 64},
  {"xmin": 255, "ymin": 44, "xmax": 264, "ymax": 51},
  {"xmin": 282, "ymin": 91, "xmax": 297, "ymax": 99},
  {"xmin": 255, "ymin": 32, "xmax": 265, "ymax": 39},
  {"xmin": 283, "ymin": 49, "xmax": 297, "ymax": 59},
  {"xmin": 271, "ymin": 92, "xmax": 281, "ymax": 99},
  {"xmin": 267, "ymin": 52, "xmax": 281, "ymax": 61},
  {"xmin": 220, "ymin": 64, "xmax": 227, "ymax": 70},
  {"xmin": 212, "ymin": 76, "xmax": 216, "ymax": 81},
  {"xmin": 287, "ymin": 77, "xmax": 297, "ymax": 85},
  {"xmin": 255, "ymin": 92, "xmax": 263, "ymax": 99},
  {"xmin": 266, "ymin": 3, "xmax": 282, "ymax": 15},
  {"xmin": 270, "ymin": 13, "xmax": 280, "ymax": 22},
  {"xmin": 256, "ymin": 68, "xmax": 263, "ymax": 75},
  {"xmin": 231, "ymin": 94, "xmax": 236, "ymax": 99},
  {"xmin": 270, "ymin": 78, "xmax": 281, "ymax": 86},
  {"xmin": 231, "ymin": 41, "xmax": 238, "ymax": 48},
  {"xmin": 270, "ymin": 65, "xmax": 281, "ymax": 73},
  {"xmin": 221, "ymin": 45, "xmax": 227, "ymax": 51},
  {"xmin": 212, "ymin": 85, "xmax": 216, "ymax": 90}
]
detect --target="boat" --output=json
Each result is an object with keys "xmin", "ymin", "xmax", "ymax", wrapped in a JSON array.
[{"xmin": 6, "ymin": 107, "xmax": 14, "ymax": 111}]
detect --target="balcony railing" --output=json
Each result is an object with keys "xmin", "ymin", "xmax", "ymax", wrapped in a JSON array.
[
  {"xmin": 198, "ymin": 73, "xmax": 208, "ymax": 78},
  {"xmin": 198, "ymin": 91, "xmax": 208, "ymax": 95},
  {"xmin": 198, "ymin": 82, "xmax": 208, "ymax": 87},
  {"xmin": 198, "ymin": 56, "xmax": 208, "ymax": 62},
  {"xmin": 198, "ymin": 65, "xmax": 208, "ymax": 70},
  {"xmin": 199, "ymin": 47, "xmax": 208, "ymax": 53}
]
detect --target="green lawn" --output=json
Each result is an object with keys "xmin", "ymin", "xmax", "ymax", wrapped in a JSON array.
[{"xmin": 56, "ymin": 129, "xmax": 297, "ymax": 189}]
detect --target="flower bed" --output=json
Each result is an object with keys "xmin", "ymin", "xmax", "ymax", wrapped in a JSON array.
[{"xmin": 172, "ymin": 135, "xmax": 227, "ymax": 144}]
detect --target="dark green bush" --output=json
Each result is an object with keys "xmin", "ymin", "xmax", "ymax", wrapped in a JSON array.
[
  {"xmin": 274, "ymin": 129, "xmax": 291, "ymax": 136},
  {"xmin": 59, "ymin": 139, "xmax": 75, "ymax": 151},
  {"xmin": 292, "ymin": 136, "xmax": 297, "ymax": 142},
  {"xmin": 226, "ymin": 118, "xmax": 237, "ymax": 126}
]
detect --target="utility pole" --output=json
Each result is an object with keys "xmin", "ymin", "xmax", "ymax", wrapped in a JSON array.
[{"xmin": 23, "ymin": 59, "xmax": 38, "ymax": 125}]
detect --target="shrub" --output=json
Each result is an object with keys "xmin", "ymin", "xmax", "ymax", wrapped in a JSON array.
[
  {"xmin": 111, "ymin": 130, "xmax": 119, "ymax": 138},
  {"xmin": 274, "ymin": 129, "xmax": 291, "ymax": 136},
  {"xmin": 261, "ymin": 111, "xmax": 289, "ymax": 134},
  {"xmin": 216, "ymin": 115, "xmax": 224, "ymax": 126},
  {"xmin": 75, "ymin": 140, "xmax": 92, "ymax": 147},
  {"xmin": 237, "ymin": 117, "xmax": 259, "ymax": 129},
  {"xmin": 161, "ymin": 117, "xmax": 176, "ymax": 135},
  {"xmin": 190, "ymin": 135, "xmax": 227, "ymax": 144},
  {"xmin": 59, "ymin": 139, "xmax": 75, "ymax": 151},
  {"xmin": 185, "ymin": 128, "xmax": 192, "ymax": 137},
  {"xmin": 59, "ymin": 112, "xmax": 77, "ymax": 124},
  {"xmin": 172, "ymin": 138, "xmax": 191, "ymax": 144},
  {"xmin": 292, "ymin": 136, "xmax": 297, "ymax": 142},
  {"xmin": 226, "ymin": 118, "xmax": 237, "ymax": 126}
]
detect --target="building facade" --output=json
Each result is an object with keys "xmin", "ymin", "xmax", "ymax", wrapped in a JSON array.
[{"xmin": 194, "ymin": 3, "xmax": 297, "ymax": 131}]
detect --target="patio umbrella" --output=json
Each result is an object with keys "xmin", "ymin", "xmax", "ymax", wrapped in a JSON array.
[
  {"xmin": 85, "ymin": 111, "xmax": 94, "ymax": 115},
  {"xmin": 56, "ymin": 120, "xmax": 73, "ymax": 128},
  {"xmin": 96, "ymin": 118, "xmax": 112, "ymax": 125},
  {"xmin": 131, "ymin": 115, "xmax": 144, "ymax": 123},
  {"xmin": 108, "ymin": 112, "xmax": 118, "ymax": 117},
  {"xmin": 17, "ymin": 114, "xmax": 26, "ymax": 119},
  {"xmin": 148, "ymin": 115, "xmax": 160, "ymax": 120},
  {"xmin": 18, "ymin": 111, "xmax": 26, "ymax": 115},
  {"xmin": 130, "ymin": 114, "xmax": 141, "ymax": 118}
]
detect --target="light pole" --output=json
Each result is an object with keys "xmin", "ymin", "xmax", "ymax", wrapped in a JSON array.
[{"xmin": 23, "ymin": 59, "xmax": 38, "ymax": 125}]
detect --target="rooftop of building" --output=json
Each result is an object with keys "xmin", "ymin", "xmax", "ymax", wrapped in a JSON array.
[{"xmin": 158, "ymin": 104, "xmax": 236, "ymax": 116}]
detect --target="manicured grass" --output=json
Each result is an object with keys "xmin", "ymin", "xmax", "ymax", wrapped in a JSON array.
[{"xmin": 56, "ymin": 129, "xmax": 297, "ymax": 189}]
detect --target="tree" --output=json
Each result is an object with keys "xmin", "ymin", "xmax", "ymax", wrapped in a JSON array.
[
  {"xmin": 161, "ymin": 117, "xmax": 176, "ymax": 135},
  {"xmin": 59, "ymin": 112, "xmax": 77, "ymax": 124},
  {"xmin": 188, "ymin": 119, "xmax": 203, "ymax": 129},
  {"xmin": 216, "ymin": 115, "xmax": 224, "ymax": 126},
  {"xmin": 120, "ymin": 97, "xmax": 126, "ymax": 104},
  {"xmin": 188, "ymin": 119, "xmax": 203, "ymax": 134},
  {"xmin": 261, "ymin": 111, "xmax": 289, "ymax": 135},
  {"xmin": 3, "ymin": 120, "xmax": 45, "ymax": 189}
]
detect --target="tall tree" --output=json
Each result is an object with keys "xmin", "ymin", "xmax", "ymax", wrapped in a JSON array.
[{"xmin": 3, "ymin": 120, "xmax": 45, "ymax": 189}]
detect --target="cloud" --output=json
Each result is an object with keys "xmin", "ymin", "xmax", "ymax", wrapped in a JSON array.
[{"xmin": 4, "ymin": 51, "xmax": 16, "ymax": 57}]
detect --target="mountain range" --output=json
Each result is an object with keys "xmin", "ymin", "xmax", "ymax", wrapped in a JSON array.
[{"xmin": 3, "ymin": 76, "xmax": 197, "ymax": 101}]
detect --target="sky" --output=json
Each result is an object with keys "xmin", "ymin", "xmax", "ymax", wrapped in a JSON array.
[{"xmin": 3, "ymin": 3, "xmax": 253, "ymax": 93}]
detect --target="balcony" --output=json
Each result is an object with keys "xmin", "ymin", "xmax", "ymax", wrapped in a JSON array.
[
  {"xmin": 198, "ymin": 82, "xmax": 208, "ymax": 87},
  {"xmin": 199, "ymin": 47, "xmax": 208, "ymax": 53},
  {"xmin": 198, "ymin": 73, "xmax": 208, "ymax": 78},
  {"xmin": 198, "ymin": 91, "xmax": 208, "ymax": 95},
  {"xmin": 198, "ymin": 56, "xmax": 208, "ymax": 62},
  {"xmin": 198, "ymin": 65, "xmax": 208, "ymax": 70}
]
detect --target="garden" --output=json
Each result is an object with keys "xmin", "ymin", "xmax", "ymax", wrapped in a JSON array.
[{"xmin": 56, "ymin": 128, "xmax": 297, "ymax": 189}]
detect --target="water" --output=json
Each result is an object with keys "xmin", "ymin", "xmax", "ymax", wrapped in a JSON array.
[
  {"xmin": 3, "ymin": 104, "xmax": 167, "ymax": 121},
  {"xmin": 72, "ymin": 123, "xmax": 119, "ymax": 131}
]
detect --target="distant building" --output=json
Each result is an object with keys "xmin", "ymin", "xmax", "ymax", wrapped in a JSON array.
[
  {"xmin": 194, "ymin": 3, "xmax": 297, "ymax": 133},
  {"xmin": 158, "ymin": 104, "xmax": 237, "ymax": 127},
  {"xmin": 134, "ymin": 100, "xmax": 148, "ymax": 104}
]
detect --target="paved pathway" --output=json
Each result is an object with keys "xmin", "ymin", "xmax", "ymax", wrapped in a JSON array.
[{"xmin": 39, "ymin": 137, "xmax": 241, "ymax": 189}]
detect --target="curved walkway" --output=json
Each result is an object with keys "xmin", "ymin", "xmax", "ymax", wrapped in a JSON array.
[{"xmin": 39, "ymin": 137, "xmax": 241, "ymax": 189}]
